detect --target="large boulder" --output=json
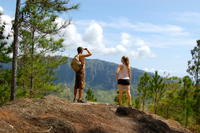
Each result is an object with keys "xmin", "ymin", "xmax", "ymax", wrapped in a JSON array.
[{"xmin": 116, "ymin": 107, "xmax": 176, "ymax": 133}]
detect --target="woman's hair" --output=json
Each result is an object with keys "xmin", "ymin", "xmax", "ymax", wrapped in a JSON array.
[
  {"xmin": 122, "ymin": 56, "xmax": 130, "ymax": 67},
  {"xmin": 122, "ymin": 56, "xmax": 131, "ymax": 78}
]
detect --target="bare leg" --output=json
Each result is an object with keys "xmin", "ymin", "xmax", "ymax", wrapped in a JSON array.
[
  {"xmin": 125, "ymin": 85, "xmax": 132, "ymax": 106},
  {"xmin": 73, "ymin": 88, "xmax": 77, "ymax": 102},
  {"xmin": 78, "ymin": 88, "xmax": 83, "ymax": 100},
  {"xmin": 118, "ymin": 85, "xmax": 123, "ymax": 105}
]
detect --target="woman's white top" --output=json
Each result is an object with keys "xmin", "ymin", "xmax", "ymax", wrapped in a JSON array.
[{"xmin": 118, "ymin": 64, "xmax": 130, "ymax": 80}]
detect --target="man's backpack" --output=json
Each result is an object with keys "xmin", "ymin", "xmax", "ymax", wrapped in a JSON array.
[{"xmin": 71, "ymin": 55, "xmax": 82, "ymax": 72}]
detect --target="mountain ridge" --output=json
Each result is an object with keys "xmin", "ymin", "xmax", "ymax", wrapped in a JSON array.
[
  {"xmin": 0, "ymin": 58, "xmax": 149, "ymax": 90},
  {"xmin": 55, "ymin": 58, "xmax": 147, "ymax": 90}
]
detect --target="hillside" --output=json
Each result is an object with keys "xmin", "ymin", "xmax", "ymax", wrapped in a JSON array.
[
  {"xmin": 1, "ymin": 58, "xmax": 147, "ymax": 90},
  {"xmin": 0, "ymin": 96, "xmax": 192, "ymax": 133},
  {"xmin": 0, "ymin": 58, "xmax": 147, "ymax": 90},
  {"xmin": 55, "ymin": 58, "xmax": 146, "ymax": 90}
]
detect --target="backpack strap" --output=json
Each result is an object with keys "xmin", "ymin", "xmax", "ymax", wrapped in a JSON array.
[{"xmin": 75, "ymin": 54, "xmax": 80, "ymax": 60}]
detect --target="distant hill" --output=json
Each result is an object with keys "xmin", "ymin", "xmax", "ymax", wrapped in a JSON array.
[
  {"xmin": 55, "ymin": 58, "xmax": 146, "ymax": 90},
  {"xmin": 1, "ymin": 58, "xmax": 147, "ymax": 90}
]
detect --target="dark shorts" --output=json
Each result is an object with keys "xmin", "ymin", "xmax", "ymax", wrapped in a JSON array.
[
  {"xmin": 74, "ymin": 69, "xmax": 85, "ymax": 89},
  {"xmin": 118, "ymin": 79, "xmax": 130, "ymax": 85}
]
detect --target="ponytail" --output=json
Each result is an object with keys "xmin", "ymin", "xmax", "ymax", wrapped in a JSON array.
[
  {"xmin": 122, "ymin": 56, "xmax": 130, "ymax": 67},
  {"xmin": 122, "ymin": 56, "xmax": 131, "ymax": 77}
]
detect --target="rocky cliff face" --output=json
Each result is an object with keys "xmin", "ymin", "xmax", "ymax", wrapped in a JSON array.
[{"xmin": 0, "ymin": 96, "xmax": 191, "ymax": 133}]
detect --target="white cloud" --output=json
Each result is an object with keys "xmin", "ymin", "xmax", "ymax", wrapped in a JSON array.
[
  {"xmin": 76, "ymin": 19, "xmax": 194, "ymax": 48},
  {"xmin": 56, "ymin": 19, "xmax": 155, "ymax": 58},
  {"xmin": 0, "ymin": 12, "xmax": 13, "ymax": 43},
  {"xmin": 121, "ymin": 33, "xmax": 132, "ymax": 46},
  {"xmin": 96, "ymin": 18, "xmax": 189, "ymax": 36},
  {"xmin": 0, "ymin": 6, "xmax": 3, "ymax": 14},
  {"xmin": 0, "ymin": 12, "xmax": 156, "ymax": 59},
  {"xmin": 131, "ymin": 45, "xmax": 156, "ymax": 58},
  {"xmin": 83, "ymin": 22, "xmax": 104, "ymax": 49}
]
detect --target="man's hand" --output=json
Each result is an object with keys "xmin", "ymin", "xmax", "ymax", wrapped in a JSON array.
[{"xmin": 80, "ymin": 48, "xmax": 92, "ymax": 57}]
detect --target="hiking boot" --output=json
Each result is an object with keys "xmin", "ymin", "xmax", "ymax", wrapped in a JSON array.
[{"xmin": 77, "ymin": 99, "xmax": 86, "ymax": 103}]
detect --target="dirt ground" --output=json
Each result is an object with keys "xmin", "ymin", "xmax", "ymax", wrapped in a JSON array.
[{"xmin": 0, "ymin": 96, "xmax": 192, "ymax": 133}]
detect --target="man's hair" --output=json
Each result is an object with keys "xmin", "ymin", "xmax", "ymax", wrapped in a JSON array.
[{"xmin": 77, "ymin": 47, "xmax": 83, "ymax": 54}]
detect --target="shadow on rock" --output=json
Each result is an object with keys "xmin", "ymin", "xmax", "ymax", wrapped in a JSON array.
[
  {"xmin": 31, "ymin": 117, "xmax": 76, "ymax": 133},
  {"xmin": 87, "ymin": 127, "xmax": 109, "ymax": 133},
  {"xmin": 116, "ymin": 107, "xmax": 176, "ymax": 133}
]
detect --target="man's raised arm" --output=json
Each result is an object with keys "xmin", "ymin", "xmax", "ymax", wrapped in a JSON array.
[{"xmin": 80, "ymin": 48, "xmax": 92, "ymax": 57}]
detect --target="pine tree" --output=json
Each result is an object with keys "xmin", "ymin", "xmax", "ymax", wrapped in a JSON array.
[
  {"xmin": 17, "ymin": 0, "xmax": 78, "ymax": 98},
  {"xmin": 150, "ymin": 71, "xmax": 166, "ymax": 114},
  {"xmin": 137, "ymin": 72, "xmax": 151, "ymax": 111},
  {"xmin": 85, "ymin": 88, "xmax": 97, "ymax": 102},
  {"xmin": 0, "ymin": 13, "xmax": 12, "ymax": 105},
  {"xmin": 11, "ymin": 0, "xmax": 21, "ymax": 101},
  {"xmin": 182, "ymin": 76, "xmax": 193, "ymax": 127},
  {"xmin": 157, "ymin": 77, "xmax": 181, "ymax": 119},
  {"xmin": 187, "ymin": 40, "xmax": 200, "ymax": 87},
  {"xmin": 187, "ymin": 40, "xmax": 200, "ymax": 124}
]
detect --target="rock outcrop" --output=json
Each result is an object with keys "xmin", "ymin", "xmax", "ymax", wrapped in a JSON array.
[{"xmin": 0, "ymin": 96, "xmax": 192, "ymax": 133}]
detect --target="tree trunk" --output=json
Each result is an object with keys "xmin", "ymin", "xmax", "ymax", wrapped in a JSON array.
[
  {"xmin": 196, "ymin": 43, "xmax": 200, "ymax": 87},
  {"xmin": 29, "ymin": 28, "xmax": 35, "ymax": 98},
  {"xmin": 154, "ymin": 97, "xmax": 157, "ymax": 114},
  {"xmin": 184, "ymin": 94, "xmax": 188, "ymax": 127},
  {"xmin": 10, "ymin": 0, "xmax": 21, "ymax": 101},
  {"xmin": 166, "ymin": 106, "xmax": 169, "ymax": 118},
  {"xmin": 154, "ymin": 92, "xmax": 158, "ymax": 114},
  {"xmin": 142, "ymin": 98, "xmax": 145, "ymax": 111}
]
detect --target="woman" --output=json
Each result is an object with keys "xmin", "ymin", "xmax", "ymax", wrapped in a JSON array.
[{"xmin": 116, "ymin": 56, "xmax": 132, "ymax": 106}]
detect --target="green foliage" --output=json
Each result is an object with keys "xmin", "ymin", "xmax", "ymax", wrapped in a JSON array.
[
  {"xmin": 187, "ymin": 40, "xmax": 200, "ymax": 86},
  {"xmin": 114, "ymin": 89, "xmax": 128, "ymax": 105},
  {"xmin": 94, "ymin": 89, "xmax": 116, "ymax": 103},
  {"xmin": 155, "ymin": 77, "xmax": 182, "ymax": 119},
  {"xmin": 0, "ymin": 70, "xmax": 11, "ymax": 105},
  {"xmin": 156, "ymin": 76, "xmax": 194, "ymax": 127},
  {"xmin": 17, "ymin": 0, "xmax": 78, "ymax": 98},
  {"xmin": 18, "ymin": 56, "xmax": 67, "ymax": 97},
  {"xmin": 85, "ymin": 88, "xmax": 97, "ymax": 102},
  {"xmin": 149, "ymin": 71, "xmax": 166, "ymax": 114},
  {"xmin": 187, "ymin": 40, "xmax": 200, "ymax": 125},
  {"xmin": 0, "ymin": 13, "xmax": 12, "ymax": 105},
  {"xmin": 193, "ymin": 87, "xmax": 200, "ymax": 124},
  {"xmin": 54, "ymin": 84, "xmax": 73, "ymax": 100},
  {"xmin": 137, "ymin": 72, "xmax": 151, "ymax": 111},
  {"xmin": 41, "ymin": 83, "xmax": 74, "ymax": 101},
  {"xmin": 182, "ymin": 76, "xmax": 193, "ymax": 127},
  {"xmin": 135, "ymin": 73, "xmax": 200, "ymax": 131},
  {"xmin": 133, "ymin": 97, "xmax": 141, "ymax": 109}
]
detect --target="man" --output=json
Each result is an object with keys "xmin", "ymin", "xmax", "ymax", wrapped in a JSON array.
[{"xmin": 74, "ymin": 47, "xmax": 92, "ymax": 103}]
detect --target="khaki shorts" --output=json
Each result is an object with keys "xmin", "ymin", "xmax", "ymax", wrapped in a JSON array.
[{"xmin": 74, "ymin": 69, "xmax": 85, "ymax": 89}]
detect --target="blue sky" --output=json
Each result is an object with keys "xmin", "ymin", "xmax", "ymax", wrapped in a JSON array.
[{"xmin": 1, "ymin": 0, "xmax": 200, "ymax": 77}]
